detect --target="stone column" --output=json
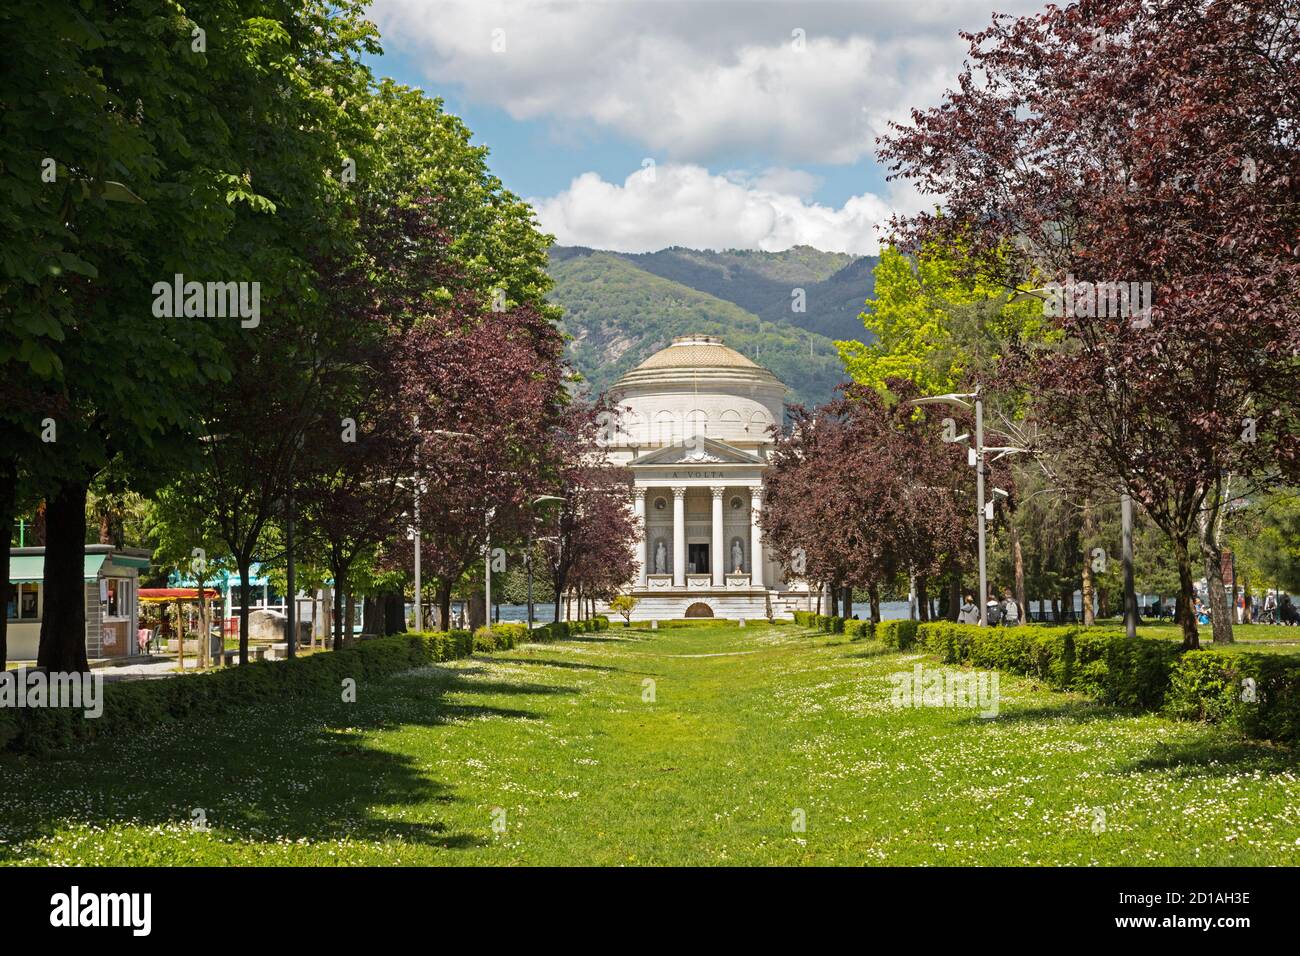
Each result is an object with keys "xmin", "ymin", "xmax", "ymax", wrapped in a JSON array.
[
  {"xmin": 750, "ymin": 486, "xmax": 765, "ymax": 588},
  {"xmin": 672, "ymin": 486, "xmax": 687, "ymax": 588},
  {"xmin": 633, "ymin": 487, "xmax": 647, "ymax": 587},
  {"xmin": 711, "ymin": 487, "xmax": 726, "ymax": 587}
]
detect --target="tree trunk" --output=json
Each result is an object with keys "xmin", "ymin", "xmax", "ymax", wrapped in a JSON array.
[
  {"xmin": 917, "ymin": 576, "xmax": 930, "ymax": 623},
  {"xmin": 1097, "ymin": 586, "xmax": 1111, "ymax": 620},
  {"xmin": 1051, "ymin": 596, "xmax": 1060, "ymax": 623},
  {"xmin": 383, "ymin": 593, "xmax": 406, "ymax": 634},
  {"xmin": 1081, "ymin": 497, "xmax": 1095, "ymax": 626},
  {"xmin": 828, "ymin": 579, "xmax": 839, "ymax": 617},
  {"xmin": 1011, "ymin": 512, "xmax": 1027, "ymax": 616},
  {"xmin": 332, "ymin": 573, "xmax": 346, "ymax": 650},
  {"xmin": 437, "ymin": 580, "xmax": 454, "ymax": 633},
  {"xmin": 469, "ymin": 589, "xmax": 486, "ymax": 631},
  {"xmin": 0, "ymin": 460, "xmax": 16, "ymax": 670},
  {"xmin": 198, "ymin": 588, "xmax": 209, "ymax": 669},
  {"xmin": 1171, "ymin": 534, "xmax": 1200, "ymax": 649},
  {"xmin": 31, "ymin": 500, "xmax": 46, "ymax": 546},
  {"xmin": 868, "ymin": 583, "xmax": 881, "ymax": 624},
  {"xmin": 237, "ymin": 559, "xmax": 252, "ymax": 665},
  {"xmin": 1199, "ymin": 508, "xmax": 1234, "ymax": 644},
  {"xmin": 364, "ymin": 595, "xmax": 382, "ymax": 636},
  {"xmin": 321, "ymin": 586, "xmax": 333, "ymax": 648},
  {"xmin": 947, "ymin": 566, "xmax": 961, "ymax": 622},
  {"xmin": 36, "ymin": 478, "xmax": 90, "ymax": 672}
]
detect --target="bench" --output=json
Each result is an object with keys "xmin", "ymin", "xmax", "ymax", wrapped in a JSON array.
[{"xmin": 219, "ymin": 645, "xmax": 269, "ymax": 664}]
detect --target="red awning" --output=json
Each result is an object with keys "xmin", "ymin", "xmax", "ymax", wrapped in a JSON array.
[{"xmin": 138, "ymin": 587, "xmax": 220, "ymax": 602}]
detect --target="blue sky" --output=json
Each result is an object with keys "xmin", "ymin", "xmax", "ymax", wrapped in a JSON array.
[
  {"xmin": 363, "ymin": 0, "xmax": 1040, "ymax": 254},
  {"xmin": 366, "ymin": 40, "xmax": 890, "ymax": 209}
]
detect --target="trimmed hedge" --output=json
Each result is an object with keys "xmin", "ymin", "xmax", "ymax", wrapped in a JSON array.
[
  {"xmin": 0, "ymin": 620, "xmax": 593, "ymax": 756},
  {"xmin": 793, "ymin": 610, "xmax": 873, "ymax": 640},
  {"xmin": 878, "ymin": 619, "xmax": 920, "ymax": 650},
  {"xmin": 912, "ymin": 621, "xmax": 1299, "ymax": 742},
  {"xmin": 844, "ymin": 619, "xmax": 874, "ymax": 640},
  {"xmin": 916, "ymin": 622, "xmax": 1178, "ymax": 709},
  {"xmin": 1165, "ymin": 650, "xmax": 1300, "ymax": 743}
]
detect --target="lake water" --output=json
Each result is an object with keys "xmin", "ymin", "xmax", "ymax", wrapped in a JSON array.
[{"xmin": 475, "ymin": 599, "xmax": 916, "ymax": 624}]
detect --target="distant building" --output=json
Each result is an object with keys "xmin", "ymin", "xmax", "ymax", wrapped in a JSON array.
[
  {"xmin": 6, "ymin": 545, "xmax": 152, "ymax": 661},
  {"xmin": 596, "ymin": 335, "xmax": 812, "ymax": 620}
]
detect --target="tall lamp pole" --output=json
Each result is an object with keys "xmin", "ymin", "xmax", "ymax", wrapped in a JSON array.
[
  {"xmin": 1121, "ymin": 493, "xmax": 1137, "ymax": 638},
  {"xmin": 413, "ymin": 490, "xmax": 422, "ymax": 632},
  {"xmin": 285, "ymin": 489, "xmax": 296, "ymax": 658},
  {"xmin": 974, "ymin": 397, "xmax": 988, "ymax": 624},
  {"xmin": 908, "ymin": 391, "xmax": 1028, "ymax": 627},
  {"xmin": 417, "ymin": 428, "xmax": 477, "ymax": 630},
  {"xmin": 526, "ymin": 496, "xmax": 567, "ymax": 631},
  {"xmin": 907, "ymin": 392, "xmax": 988, "ymax": 624}
]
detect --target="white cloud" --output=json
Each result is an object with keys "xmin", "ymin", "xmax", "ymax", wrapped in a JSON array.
[
  {"xmin": 530, "ymin": 163, "xmax": 920, "ymax": 254},
  {"xmin": 726, "ymin": 167, "xmax": 823, "ymax": 200},
  {"xmin": 370, "ymin": 0, "xmax": 1045, "ymax": 166}
]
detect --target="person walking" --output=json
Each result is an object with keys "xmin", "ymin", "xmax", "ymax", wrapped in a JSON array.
[
  {"xmin": 1264, "ymin": 592, "xmax": 1277, "ymax": 625},
  {"xmin": 958, "ymin": 594, "xmax": 979, "ymax": 624},
  {"xmin": 1001, "ymin": 588, "xmax": 1021, "ymax": 627},
  {"xmin": 985, "ymin": 592, "xmax": 1002, "ymax": 627}
]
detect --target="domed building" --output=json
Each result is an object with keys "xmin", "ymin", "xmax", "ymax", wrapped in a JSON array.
[{"xmin": 597, "ymin": 335, "xmax": 811, "ymax": 621}]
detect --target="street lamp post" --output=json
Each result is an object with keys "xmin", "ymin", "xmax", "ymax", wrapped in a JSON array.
[
  {"xmin": 413, "ymin": 489, "xmax": 422, "ymax": 632},
  {"xmin": 285, "ymin": 489, "xmax": 296, "ymax": 658},
  {"xmin": 1121, "ymin": 493, "xmax": 1137, "ymax": 638},
  {"xmin": 974, "ymin": 397, "xmax": 987, "ymax": 624},
  {"xmin": 908, "ymin": 391, "xmax": 1029, "ymax": 626},
  {"xmin": 526, "ymin": 496, "xmax": 567, "ymax": 631},
  {"xmin": 907, "ymin": 392, "xmax": 988, "ymax": 624},
  {"xmin": 414, "ymin": 428, "xmax": 477, "ymax": 631}
]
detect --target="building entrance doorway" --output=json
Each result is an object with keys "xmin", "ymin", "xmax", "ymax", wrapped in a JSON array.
[{"xmin": 687, "ymin": 543, "xmax": 710, "ymax": 575}]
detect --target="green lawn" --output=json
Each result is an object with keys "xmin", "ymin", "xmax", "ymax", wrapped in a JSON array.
[
  {"xmin": 1133, "ymin": 622, "xmax": 1300, "ymax": 655},
  {"xmin": 2, "ymin": 623, "xmax": 1297, "ymax": 865}
]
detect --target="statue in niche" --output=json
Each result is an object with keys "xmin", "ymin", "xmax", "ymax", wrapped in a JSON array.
[
  {"xmin": 654, "ymin": 539, "xmax": 668, "ymax": 574},
  {"xmin": 731, "ymin": 538, "xmax": 745, "ymax": 574}
]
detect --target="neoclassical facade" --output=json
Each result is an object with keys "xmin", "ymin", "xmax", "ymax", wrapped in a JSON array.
[{"xmin": 597, "ymin": 335, "xmax": 811, "ymax": 621}]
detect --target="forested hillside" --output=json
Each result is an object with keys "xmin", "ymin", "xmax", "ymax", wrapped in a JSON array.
[
  {"xmin": 547, "ymin": 251, "xmax": 850, "ymax": 408},
  {"xmin": 547, "ymin": 245, "xmax": 878, "ymax": 407}
]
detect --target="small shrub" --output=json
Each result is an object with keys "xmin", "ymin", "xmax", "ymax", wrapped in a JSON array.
[
  {"xmin": 1167, "ymin": 651, "xmax": 1300, "ymax": 743},
  {"xmin": 878, "ymin": 619, "xmax": 919, "ymax": 649},
  {"xmin": 844, "ymin": 619, "xmax": 874, "ymax": 640}
]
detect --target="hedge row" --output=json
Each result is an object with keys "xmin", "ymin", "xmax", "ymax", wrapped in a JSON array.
[
  {"xmin": 1165, "ymin": 650, "xmax": 1300, "ymax": 743},
  {"xmin": 792, "ymin": 610, "xmax": 875, "ymax": 641},
  {"xmin": 1, "ymin": 618, "xmax": 606, "ymax": 756},
  {"xmin": 916, "ymin": 622, "xmax": 1177, "ymax": 710},
  {"xmin": 791, "ymin": 612, "xmax": 1300, "ymax": 743},
  {"xmin": 914, "ymin": 621, "xmax": 1300, "ymax": 742}
]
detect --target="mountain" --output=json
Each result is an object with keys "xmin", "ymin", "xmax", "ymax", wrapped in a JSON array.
[{"xmin": 546, "ymin": 245, "xmax": 877, "ymax": 408}]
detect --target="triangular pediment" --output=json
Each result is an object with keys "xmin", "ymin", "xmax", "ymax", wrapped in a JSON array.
[{"xmin": 631, "ymin": 437, "xmax": 762, "ymax": 466}]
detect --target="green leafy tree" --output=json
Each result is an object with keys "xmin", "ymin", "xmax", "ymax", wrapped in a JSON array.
[{"xmin": 837, "ymin": 242, "xmax": 1049, "ymax": 398}]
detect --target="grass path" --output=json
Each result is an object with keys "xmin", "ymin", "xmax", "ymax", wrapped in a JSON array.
[{"xmin": 2, "ymin": 623, "xmax": 1297, "ymax": 865}]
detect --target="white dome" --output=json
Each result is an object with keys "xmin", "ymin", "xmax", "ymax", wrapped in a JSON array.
[{"xmin": 610, "ymin": 335, "xmax": 786, "ymax": 450}]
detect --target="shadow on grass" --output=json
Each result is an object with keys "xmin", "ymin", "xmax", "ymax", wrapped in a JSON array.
[
  {"xmin": 960, "ymin": 699, "xmax": 1120, "ymax": 728},
  {"xmin": 506, "ymin": 657, "xmax": 621, "ymax": 673},
  {"xmin": 843, "ymin": 643, "xmax": 895, "ymax": 660},
  {"xmin": 1121, "ymin": 735, "xmax": 1298, "ymax": 779},
  {"xmin": 410, "ymin": 664, "xmax": 579, "ymax": 698},
  {"xmin": 0, "ymin": 668, "xmax": 558, "ymax": 862}
]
